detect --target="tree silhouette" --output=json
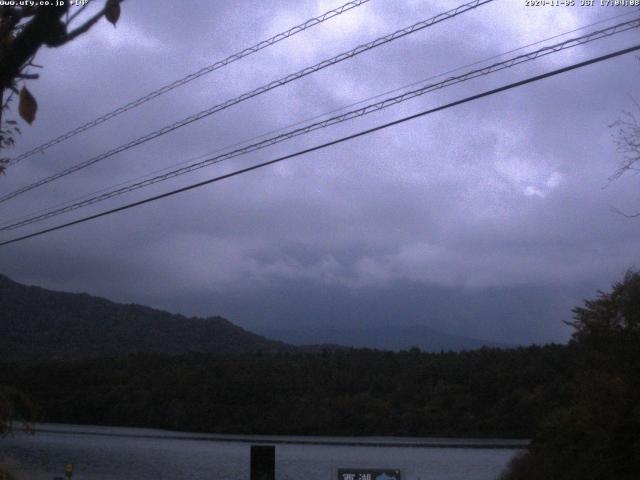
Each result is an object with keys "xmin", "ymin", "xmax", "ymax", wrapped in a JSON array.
[
  {"xmin": 0, "ymin": 0, "xmax": 124, "ymax": 174},
  {"xmin": 502, "ymin": 271, "xmax": 640, "ymax": 480}
]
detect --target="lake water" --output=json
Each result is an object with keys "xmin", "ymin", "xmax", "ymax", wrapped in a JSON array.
[{"xmin": 1, "ymin": 424, "xmax": 527, "ymax": 480}]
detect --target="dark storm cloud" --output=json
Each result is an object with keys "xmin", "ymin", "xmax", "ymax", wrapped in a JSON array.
[{"xmin": 0, "ymin": 0, "xmax": 638, "ymax": 344}]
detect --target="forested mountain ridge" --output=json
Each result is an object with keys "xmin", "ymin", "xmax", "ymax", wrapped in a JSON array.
[{"xmin": 0, "ymin": 274, "xmax": 292, "ymax": 361}]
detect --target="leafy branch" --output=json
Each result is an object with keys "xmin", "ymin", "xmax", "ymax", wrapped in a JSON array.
[{"xmin": 0, "ymin": 0, "xmax": 124, "ymax": 174}]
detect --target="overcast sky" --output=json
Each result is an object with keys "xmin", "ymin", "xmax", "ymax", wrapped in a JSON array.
[{"xmin": 1, "ymin": 0, "xmax": 639, "ymax": 344}]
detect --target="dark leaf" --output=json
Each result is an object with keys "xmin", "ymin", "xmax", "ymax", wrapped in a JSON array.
[
  {"xmin": 105, "ymin": 0, "xmax": 121, "ymax": 26},
  {"xmin": 18, "ymin": 87, "xmax": 37, "ymax": 125}
]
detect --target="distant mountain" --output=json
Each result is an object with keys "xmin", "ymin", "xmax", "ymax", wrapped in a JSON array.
[
  {"xmin": 258, "ymin": 324, "xmax": 509, "ymax": 352},
  {"xmin": 0, "ymin": 274, "xmax": 292, "ymax": 361}
]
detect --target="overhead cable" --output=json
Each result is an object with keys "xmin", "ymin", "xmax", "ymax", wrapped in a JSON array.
[
  {"xmin": 1, "ymin": 43, "xmax": 638, "ymax": 247},
  {"xmin": 7, "ymin": 0, "xmax": 373, "ymax": 165},
  {"xmin": 0, "ymin": 0, "xmax": 494, "ymax": 205},
  {"xmin": 3, "ymin": 17, "xmax": 638, "ymax": 231}
]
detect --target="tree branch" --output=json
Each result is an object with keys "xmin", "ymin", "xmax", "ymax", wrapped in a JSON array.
[
  {"xmin": 57, "ymin": 6, "xmax": 110, "ymax": 45},
  {"xmin": 0, "ymin": 1, "xmax": 124, "ymax": 89},
  {"xmin": 57, "ymin": 0, "xmax": 124, "ymax": 45},
  {"xmin": 66, "ymin": 3, "xmax": 90, "ymax": 26},
  {"xmin": 0, "ymin": 5, "xmax": 68, "ymax": 90}
]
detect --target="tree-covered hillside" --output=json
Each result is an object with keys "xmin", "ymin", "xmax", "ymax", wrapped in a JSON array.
[{"xmin": 0, "ymin": 274, "xmax": 291, "ymax": 361}]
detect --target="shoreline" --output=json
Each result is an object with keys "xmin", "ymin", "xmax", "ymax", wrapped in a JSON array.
[{"xmin": 31, "ymin": 424, "xmax": 530, "ymax": 450}]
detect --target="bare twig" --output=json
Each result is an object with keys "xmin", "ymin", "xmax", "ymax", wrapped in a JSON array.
[
  {"xmin": 610, "ymin": 205, "xmax": 640, "ymax": 218},
  {"xmin": 66, "ymin": 3, "xmax": 91, "ymax": 26},
  {"xmin": 609, "ymin": 108, "xmax": 640, "ymax": 182}
]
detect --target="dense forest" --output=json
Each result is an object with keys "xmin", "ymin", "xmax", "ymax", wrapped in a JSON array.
[{"xmin": 0, "ymin": 345, "xmax": 572, "ymax": 438}]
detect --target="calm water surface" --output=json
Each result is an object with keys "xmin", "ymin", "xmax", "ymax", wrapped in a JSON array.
[{"xmin": 1, "ymin": 424, "xmax": 526, "ymax": 480}]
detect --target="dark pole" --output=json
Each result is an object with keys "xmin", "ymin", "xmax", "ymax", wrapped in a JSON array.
[{"xmin": 250, "ymin": 445, "xmax": 275, "ymax": 480}]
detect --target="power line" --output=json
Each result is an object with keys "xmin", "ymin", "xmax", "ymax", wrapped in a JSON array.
[
  {"xmin": 7, "ymin": 0, "xmax": 373, "ymax": 166},
  {"xmin": 11, "ymin": 6, "xmax": 629, "ymax": 229},
  {"xmin": 3, "ymin": 17, "xmax": 638, "ymax": 232},
  {"xmin": 0, "ymin": 0, "xmax": 494, "ymax": 206},
  {"xmin": 4, "ymin": 17, "xmax": 637, "ymax": 230},
  {"xmin": 22, "ymin": 2, "xmax": 631, "ymax": 229},
  {"xmin": 1, "ymin": 43, "xmax": 638, "ymax": 248},
  {"xmin": 5, "ymin": 6, "xmax": 637, "ymax": 236}
]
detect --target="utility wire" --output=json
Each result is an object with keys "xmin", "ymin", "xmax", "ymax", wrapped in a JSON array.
[
  {"xmin": 1, "ymin": 43, "xmax": 638, "ymax": 248},
  {"xmin": 3, "ymin": 17, "xmax": 638, "ymax": 231},
  {"xmin": 4, "ymin": 5, "xmax": 636, "ymax": 229},
  {"xmin": 3, "ymin": 17, "xmax": 636, "ymax": 229},
  {"xmin": 0, "ymin": 0, "xmax": 494, "ymax": 205},
  {"xmin": 9, "ymin": 6, "xmax": 630, "ymax": 228},
  {"xmin": 7, "ymin": 0, "xmax": 373, "ymax": 166}
]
